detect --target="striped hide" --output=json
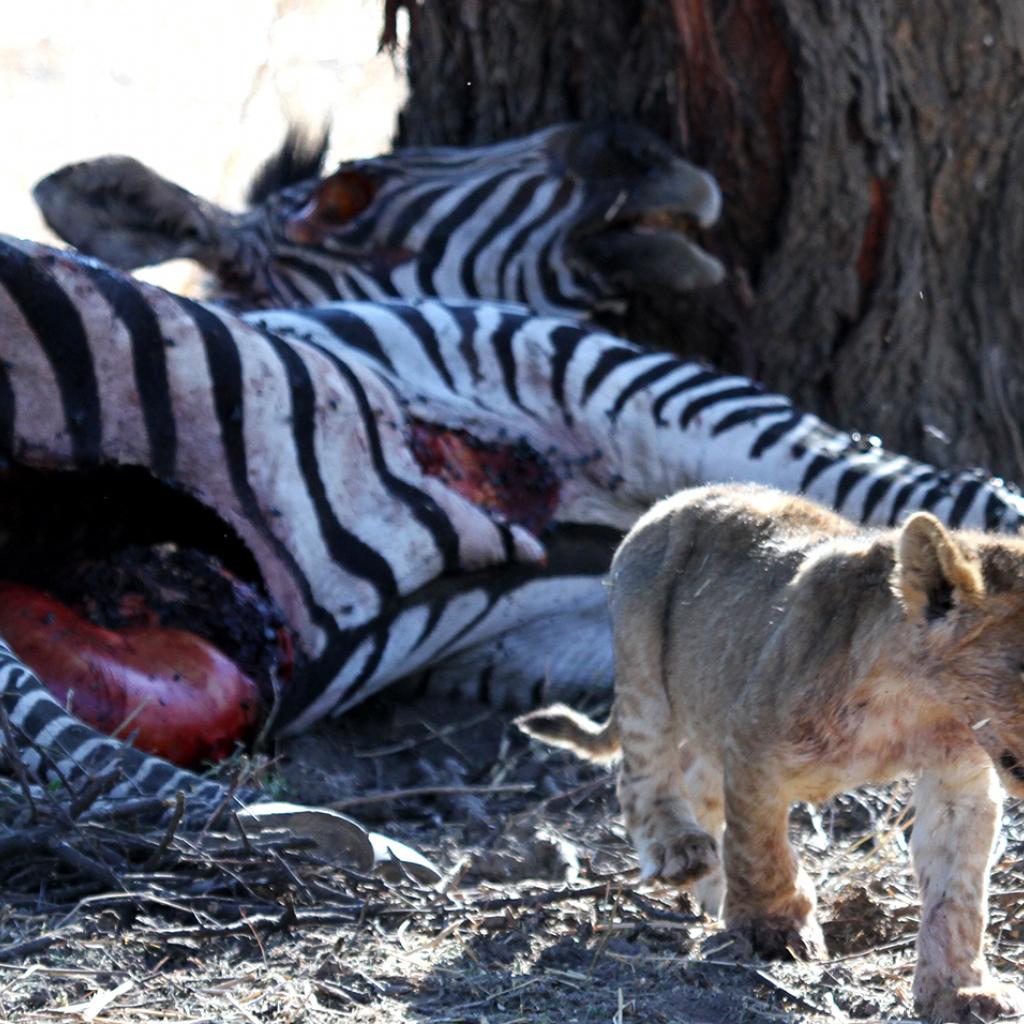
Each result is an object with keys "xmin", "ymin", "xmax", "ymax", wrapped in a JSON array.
[{"xmin": 2, "ymin": 235, "xmax": 1023, "ymax": 766}]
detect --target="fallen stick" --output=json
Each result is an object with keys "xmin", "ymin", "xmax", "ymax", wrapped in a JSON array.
[
  {"xmin": 354, "ymin": 711, "xmax": 493, "ymax": 758},
  {"xmin": 0, "ymin": 933, "xmax": 65, "ymax": 962},
  {"xmin": 329, "ymin": 782, "xmax": 533, "ymax": 810},
  {"xmin": 47, "ymin": 837, "xmax": 124, "ymax": 891},
  {"xmin": 69, "ymin": 764, "xmax": 124, "ymax": 819}
]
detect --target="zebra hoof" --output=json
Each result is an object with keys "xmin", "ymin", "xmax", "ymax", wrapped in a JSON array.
[
  {"xmin": 236, "ymin": 802, "xmax": 374, "ymax": 870},
  {"xmin": 236, "ymin": 802, "xmax": 442, "ymax": 884},
  {"xmin": 368, "ymin": 831, "xmax": 444, "ymax": 885}
]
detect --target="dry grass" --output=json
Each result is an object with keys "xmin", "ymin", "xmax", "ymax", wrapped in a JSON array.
[{"xmin": 4, "ymin": 695, "xmax": 1024, "ymax": 1022}]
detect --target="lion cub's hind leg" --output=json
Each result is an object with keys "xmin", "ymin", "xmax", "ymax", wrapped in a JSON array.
[
  {"xmin": 614, "ymin": 673, "xmax": 719, "ymax": 890},
  {"xmin": 682, "ymin": 748, "xmax": 726, "ymax": 916}
]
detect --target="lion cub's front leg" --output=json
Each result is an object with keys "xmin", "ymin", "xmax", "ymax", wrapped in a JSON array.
[
  {"xmin": 911, "ymin": 756, "xmax": 1024, "ymax": 1024},
  {"xmin": 719, "ymin": 745, "xmax": 826, "ymax": 961}
]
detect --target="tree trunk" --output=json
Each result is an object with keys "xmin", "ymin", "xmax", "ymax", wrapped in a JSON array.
[{"xmin": 387, "ymin": 0, "xmax": 1024, "ymax": 482}]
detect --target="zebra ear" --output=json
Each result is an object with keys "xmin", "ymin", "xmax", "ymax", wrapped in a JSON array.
[
  {"xmin": 33, "ymin": 156, "xmax": 230, "ymax": 270},
  {"xmin": 283, "ymin": 168, "xmax": 378, "ymax": 244}
]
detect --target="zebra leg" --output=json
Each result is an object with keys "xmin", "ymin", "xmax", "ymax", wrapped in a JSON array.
[
  {"xmin": 0, "ymin": 638, "xmax": 439, "ymax": 880},
  {"xmin": 0, "ymin": 638, "xmax": 231, "ymax": 813}
]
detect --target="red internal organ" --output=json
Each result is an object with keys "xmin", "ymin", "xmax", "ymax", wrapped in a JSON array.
[
  {"xmin": 0, "ymin": 430, "xmax": 558, "ymax": 767},
  {"xmin": 0, "ymin": 583, "xmax": 262, "ymax": 767}
]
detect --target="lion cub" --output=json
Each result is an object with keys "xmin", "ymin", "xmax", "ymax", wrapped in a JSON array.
[{"xmin": 519, "ymin": 483, "xmax": 1024, "ymax": 1023}]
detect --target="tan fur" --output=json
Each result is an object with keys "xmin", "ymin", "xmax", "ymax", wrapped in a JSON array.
[
  {"xmin": 519, "ymin": 483, "xmax": 1024, "ymax": 1023},
  {"xmin": 516, "ymin": 703, "xmax": 620, "ymax": 762}
]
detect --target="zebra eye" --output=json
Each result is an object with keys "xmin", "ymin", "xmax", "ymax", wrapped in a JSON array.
[{"xmin": 302, "ymin": 171, "xmax": 378, "ymax": 228}]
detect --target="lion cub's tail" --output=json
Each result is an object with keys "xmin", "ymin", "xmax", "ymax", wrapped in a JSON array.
[{"xmin": 515, "ymin": 703, "xmax": 620, "ymax": 763}]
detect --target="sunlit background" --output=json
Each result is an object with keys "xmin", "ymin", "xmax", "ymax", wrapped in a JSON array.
[{"xmin": 0, "ymin": 0, "xmax": 406, "ymax": 290}]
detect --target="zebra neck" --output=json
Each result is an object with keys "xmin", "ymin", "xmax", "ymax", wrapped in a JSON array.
[{"xmin": 248, "ymin": 299, "xmax": 1024, "ymax": 534}]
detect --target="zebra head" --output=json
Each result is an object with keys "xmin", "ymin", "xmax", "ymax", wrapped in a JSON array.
[{"xmin": 32, "ymin": 122, "xmax": 724, "ymax": 316}]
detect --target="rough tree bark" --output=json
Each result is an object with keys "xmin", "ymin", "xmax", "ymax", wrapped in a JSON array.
[{"xmin": 384, "ymin": 0, "xmax": 1024, "ymax": 482}]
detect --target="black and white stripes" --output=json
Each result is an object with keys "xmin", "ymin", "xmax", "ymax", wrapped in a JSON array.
[
  {"xmin": 253, "ymin": 300, "xmax": 1024, "ymax": 535},
  {"xmin": 2, "ymin": 234, "xmax": 1024, "ymax": 782},
  {"xmin": 12, "ymin": 119, "xmax": 1024, "ymax": 829},
  {"xmin": 33, "ymin": 122, "xmax": 725, "ymax": 316}
]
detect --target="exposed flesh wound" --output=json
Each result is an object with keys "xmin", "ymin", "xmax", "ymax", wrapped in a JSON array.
[
  {"xmin": 55, "ymin": 544, "xmax": 294, "ymax": 701},
  {"xmin": 409, "ymin": 420, "xmax": 560, "ymax": 535}
]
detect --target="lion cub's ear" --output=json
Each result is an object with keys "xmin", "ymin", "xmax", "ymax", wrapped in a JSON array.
[{"xmin": 894, "ymin": 512, "xmax": 984, "ymax": 624}]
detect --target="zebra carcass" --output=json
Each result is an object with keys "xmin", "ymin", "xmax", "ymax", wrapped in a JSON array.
[
  {"xmin": 32, "ymin": 122, "xmax": 724, "ymax": 314},
  {"xmin": 2, "ymin": 234, "xmax": 1024, "ymax": 813}
]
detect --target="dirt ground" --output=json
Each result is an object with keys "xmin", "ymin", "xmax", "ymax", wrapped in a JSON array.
[{"xmin": 4, "ymin": 693, "xmax": 1024, "ymax": 1023}]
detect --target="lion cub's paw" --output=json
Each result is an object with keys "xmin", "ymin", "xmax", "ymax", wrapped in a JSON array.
[
  {"xmin": 707, "ymin": 915, "xmax": 827, "ymax": 962},
  {"xmin": 916, "ymin": 980, "xmax": 1024, "ymax": 1024},
  {"xmin": 640, "ymin": 830, "xmax": 718, "ymax": 885},
  {"xmin": 693, "ymin": 869, "xmax": 725, "ymax": 918}
]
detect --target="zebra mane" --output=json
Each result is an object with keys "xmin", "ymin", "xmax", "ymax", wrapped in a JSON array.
[{"xmin": 246, "ymin": 123, "xmax": 331, "ymax": 206}]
